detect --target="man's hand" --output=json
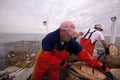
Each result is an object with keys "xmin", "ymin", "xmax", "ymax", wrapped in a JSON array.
[
  {"xmin": 65, "ymin": 63, "xmax": 72, "ymax": 70},
  {"xmin": 105, "ymin": 48, "xmax": 110, "ymax": 54},
  {"xmin": 105, "ymin": 71, "xmax": 115, "ymax": 80}
]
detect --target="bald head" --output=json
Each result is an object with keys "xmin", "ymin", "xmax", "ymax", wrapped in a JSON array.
[
  {"xmin": 60, "ymin": 20, "xmax": 74, "ymax": 28},
  {"xmin": 59, "ymin": 20, "xmax": 75, "ymax": 36}
]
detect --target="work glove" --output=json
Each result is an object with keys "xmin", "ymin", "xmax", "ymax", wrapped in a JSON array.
[
  {"xmin": 60, "ymin": 63, "xmax": 72, "ymax": 78},
  {"xmin": 105, "ymin": 48, "xmax": 110, "ymax": 54},
  {"xmin": 101, "ymin": 64, "xmax": 107, "ymax": 71},
  {"xmin": 65, "ymin": 63, "xmax": 72, "ymax": 70},
  {"xmin": 101, "ymin": 63, "xmax": 111, "ymax": 73},
  {"xmin": 105, "ymin": 71, "xmax": 115, "ymax": 80}
]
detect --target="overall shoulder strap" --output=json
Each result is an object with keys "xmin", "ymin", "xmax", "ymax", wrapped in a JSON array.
[
  {"xmin": 88, "ymin": 30, "xmax": 97, "ymax": 45},
  {"xmin": 88, "ymin": 30, "xmax": 97, "ymax": 39},
  {"xmin": 84, "ymin": 28, "xmax": 91, "ymax": 38}
]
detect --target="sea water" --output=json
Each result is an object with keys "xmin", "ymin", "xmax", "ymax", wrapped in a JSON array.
[{"xmin": 0, "ymin": 33, "xmax": 45, "ymax": 70}]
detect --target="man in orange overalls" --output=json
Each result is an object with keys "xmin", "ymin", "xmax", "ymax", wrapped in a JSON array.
[
  {"xmin": 32, "ymin": 21, "xmax": 114, "ymax": 80},
  {"xmin": 75, "ymin": 24, "xmax": 110, "ymax": 56}
]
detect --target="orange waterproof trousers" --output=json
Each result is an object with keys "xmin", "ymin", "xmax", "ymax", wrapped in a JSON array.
[
  {"xmin": 80, "ymin": 38, "xmax": 95, "ymax": 55},
  {"xmin": 32, "ymin": 50, "xmax": 69, "ymax": 80}
]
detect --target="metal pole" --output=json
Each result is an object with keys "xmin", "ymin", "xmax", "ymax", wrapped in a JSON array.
[
  {"xmin": 43, "ymin": 17, "xmax": 49, "ymax": 34},
  {"xmin": 110, "ymin": 17, "xmax": 117, "ymax": 43},
  {"xmin": 46, "ymin": 17, "xmax": 49, "ymax": 34}
]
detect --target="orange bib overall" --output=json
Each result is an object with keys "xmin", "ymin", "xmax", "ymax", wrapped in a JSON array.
[
  {"xmin": 80, "ymin": 29, "xmax": 97, "ymax": 55},
  {"xmin": 32, "ymin": 49, "xmax": 69, "ymax": 80}
]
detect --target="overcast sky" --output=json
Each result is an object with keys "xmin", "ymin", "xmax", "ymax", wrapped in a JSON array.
[{"xmin": 0, "ymin": 0, "xmax": 120, "ymax": 35}]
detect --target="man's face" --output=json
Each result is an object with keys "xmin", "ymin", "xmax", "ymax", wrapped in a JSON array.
[
  {"xmin": 60, "ymin": 29, "xmax": 72, "ymax": 42},
  {"xmin": 59, "ymin": 20, "xmax": 75, "ymax": 42}
]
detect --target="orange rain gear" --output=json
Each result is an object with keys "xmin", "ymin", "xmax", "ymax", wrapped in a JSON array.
[
  {"xmin": 32, "ymin": 49, "xmax": 69, "ymax": 80},
  {"xmin": 77, "ymin": 49, "xmax": 110, "ymax": 73},
  {"xmin": 32, "ymin": 49, "xmax": 109, "ymax": 80},
  {"xmin": 80, "ymin": 29, "xmax": 97, "ymax": 55},
  {"xmin": 80, "ymin": 38, "xmax": 95, "ymax": 55}
]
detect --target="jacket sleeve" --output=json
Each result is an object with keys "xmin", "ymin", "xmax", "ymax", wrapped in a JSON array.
[{"xmin": 77, "ymin": 49, "xmax": 110, "ymax": 73}]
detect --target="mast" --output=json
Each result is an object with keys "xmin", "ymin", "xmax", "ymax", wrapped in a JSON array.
[
  {"xmin": 110, "ymin": 17, "xmax": 117, "ymax": 44},
  {"xmin": 43, "ymin": 17, "xmax": 49, "ymax": 34}
]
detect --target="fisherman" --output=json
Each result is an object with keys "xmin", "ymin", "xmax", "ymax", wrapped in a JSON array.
[
  {"xmin": 32, "ymin": 20, "xmax": 115, "ymax": 80},
  {"xmin": 74, "ymin": 24, "xmax": 110, "ymax": 56}
]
